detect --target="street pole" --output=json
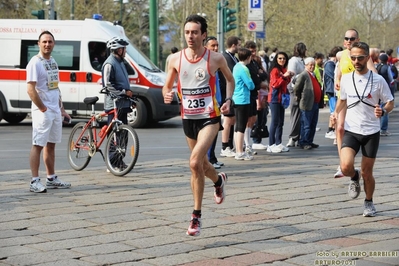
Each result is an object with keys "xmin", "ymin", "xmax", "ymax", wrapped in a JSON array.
[
  {"xmin": 70, "ymin": 0, "xmax": 74, "ymax": 20},
  {"xmin": 149, "ymin": 0, "xmax": 159, "ymax": 66},
  {"xmin": 119, "ymin": 0, "xmax": 123, "ymax": 22},
  {"xmin": 217, "ymin": 0, "xmax": 225, "ymax": 53},
  {"xmin": 48, "ymin": 0, "xmax": 55, "ymax": 20},
  {"xmin": 235, "ymin": 0, "xmax": 241, "ymax": 38}
]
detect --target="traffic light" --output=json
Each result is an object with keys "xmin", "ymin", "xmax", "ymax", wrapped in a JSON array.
[
  {"xmin": 223, "ymin": 1, "xmax": 237, "ymax": 33},
  {"xmin": 31, "ymin": 10, "xmax": 45, "ymax": 19}
]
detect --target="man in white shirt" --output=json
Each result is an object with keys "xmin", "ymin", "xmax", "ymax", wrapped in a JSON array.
[{"xmin": 332, "ymin": 42, "xmax": 394, "ymax": 217}]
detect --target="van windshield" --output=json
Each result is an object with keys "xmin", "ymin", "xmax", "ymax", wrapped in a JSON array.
[{"xmin": 126, "ymin": 45, "xmax": 161, "ymax": 73}]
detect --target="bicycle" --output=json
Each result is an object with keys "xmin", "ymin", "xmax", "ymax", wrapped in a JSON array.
[{"xmin": 67, "ymin": 88, "xmax": 139, "ymax": 176}]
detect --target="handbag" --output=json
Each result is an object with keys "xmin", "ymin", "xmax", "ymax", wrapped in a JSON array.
[
  {"xmin": 250, "ymin": 125, "xmax": 269, "ymax": 139},
  {"xmin": 281, "ymin": 93, "xmax": 290, "ymax": 109}
]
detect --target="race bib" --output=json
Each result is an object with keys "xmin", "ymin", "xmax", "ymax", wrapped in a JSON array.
[
  {"xmin": 39, "ymin": 56, "xmax": 60, "ymax": 90},
  {"xmin": 181, "ymin": 86, "xmax": 214, "ymax": 115}
]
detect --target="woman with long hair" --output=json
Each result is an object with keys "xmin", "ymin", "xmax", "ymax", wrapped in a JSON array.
[{"xmin": 267, "ymin": 52, "xmax": 294, "ymax": 153}]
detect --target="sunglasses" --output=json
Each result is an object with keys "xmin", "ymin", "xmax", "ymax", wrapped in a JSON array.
[
  {"xmin": 350, "ymin": 55, "xmax": 367, "ymax": 61},
  {"xmin": 344, "ymin": 37, "xmax": 356, "ymax": 41}
]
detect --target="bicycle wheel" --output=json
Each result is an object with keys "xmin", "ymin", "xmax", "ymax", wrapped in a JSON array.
[
  {"xmin": 105, "ymin": 124, "xmax": 139, "ymax": 176},
  {"xmin": 67, "ymin": 122, "xmax": 93, "ymax": 171}
]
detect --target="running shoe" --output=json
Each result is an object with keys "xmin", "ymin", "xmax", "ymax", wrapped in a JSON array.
[
  {"xmin": 363, "ymin": 201, "xmax": 376, "ymax": 217},
  {"xmin": 186, "ymin": 215, "xmax": 201, "ymax": 236},
  {"xmin": 220, "ymin": 147, "xmax": 235, "ymax": 158},
  {"xmin": 277, "ymin": 143, "xmax": 290, "ymax": 152},
  {"xmin": 234, "ymin": 152, "xmax": 253, "ymax": 161},
  {"xmin": 348, "ymin": 169, "xmax": 361, "ymax": 199},
  {"xmin": 325, "ymin": 131, "xmax": 336, "ymax": 139},
  {"xmin": 214, "ymin": 172, "xmax": 227, "ymax": 204},
  {"xmin": 334, "ymin": 166, "xmax": 344, "ymax": 178},
  {"xmin": 46, "ymin": 176, "xmax": 71, "ymax": 189},
  {"xmin": 30, "ymin": 179, "xmax": 47, "ymax": 193},
  {"xmin": 245, "ymin": 146, "xmax": 257, "ymax": 155}
]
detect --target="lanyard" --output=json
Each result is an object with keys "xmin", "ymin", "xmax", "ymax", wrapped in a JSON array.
[{"xmin": 347, "ymin": 71, "xmax": 375, "ymax": 109}]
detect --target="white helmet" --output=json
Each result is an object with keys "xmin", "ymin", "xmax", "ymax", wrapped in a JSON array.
[{"xmin": 107, "ymin": 37, "xmax": 129, "ymax": 51}]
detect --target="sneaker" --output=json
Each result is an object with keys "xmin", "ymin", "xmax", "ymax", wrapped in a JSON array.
[
  {"xmin": 334, "ymin": 166, "xmax": 345, "ymax": 178},
  {"xmin": 348, "ymin": 169, "xmax": 361, "ymax": 199},
  {"xmin": 277, "ymin": 143, "xmax": 289, "ymax": 152},
  {"xmin": 212, "ymin": 163, "xmax": 221, "ymax": 169},
  {"xmin": 252, "ymin": 143, "xmax": 268, "ymax": 150},
  {"xmin": 30, "ymin": 179, "xmax": 47, "ymax": 193},
  {"xmin": 299, "ymin": 144, "xmax": 312, "ymax": 150},
  {"xmin": 311, "ymin": 143, "xmax": 319, "ymax": 148},
  {"xmin": 46, "ymin": 176, "xmax": 71, "ymax": 189},
  {"xmin": 215, "ymin": 161, "xmax": 224, "ymax": 166},
  {"xmin": 286, "ymin": 138, "xmax": 296, "ymax": 147},
  {"xmin": 333, "ymin": 138, "xmax": 337, "ymax": 145},
  {"xmin": 316, "ymin": 127, "xmax": 321, "ymax": 132},
  {"xmin": 245, "ymin": 146, "xmax": 257, "ymax": 156},
  {"xmin": 186, "ymin": 215, "xmax": 201, "ymax": 236},
  {"xmin": 267, "ymin": 144, "xmax": 282, "ymax": 153},
  {"xmin": 363, "ymin": 201, "xmax": 376, "ymax": 217},
  {"xmin": 220, "ymin": 147, "xmax": 235, "ymax": 158},
  {"xmin": 214, "ymin": 172, "xmax": 227, "ymax": 204},
  {"xmin": 235, "ymin": 152, "xmax": 253, "ymax": 161},
  {"xmin": 325, "ymin": 131, "xmax": 336, "ymax": 139},
  {"xmin": 380, "ymin": 130, "xmax": 391, "ymax": 136}
]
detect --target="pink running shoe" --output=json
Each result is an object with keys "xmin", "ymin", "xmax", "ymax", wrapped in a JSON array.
[
  {"xmin": 214, "ymin": 172, "xmax": 227, "ymax": 204},
  {"xmin": 186, "ymin": 215, "xmax": 201, "ymax": 236}
]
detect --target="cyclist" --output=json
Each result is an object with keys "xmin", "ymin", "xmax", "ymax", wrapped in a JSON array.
[{"xmin": 102, "ymin": 37, "xmax": 134, "ymax": 170}]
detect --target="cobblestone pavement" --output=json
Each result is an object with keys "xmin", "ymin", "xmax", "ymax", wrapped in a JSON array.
[{"xmin": 1, "ymin": 110, "xmax": 398, "ymax": 266}]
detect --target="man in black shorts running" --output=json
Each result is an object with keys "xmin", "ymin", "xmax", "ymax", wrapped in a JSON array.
[
  {"xmin": 163, "ymin": 15, "xmax": 234, "ymax": 236},
  {"xmin": 332, "ymin": 42, "xmax": 394, "ymax": 217}
]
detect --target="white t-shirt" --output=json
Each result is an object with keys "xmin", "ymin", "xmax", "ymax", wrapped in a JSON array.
[
  {"xmin": 26, "ymin": 55, "xmax": 60, "ymax": 113},
  {"xmin": 340, "ymin": 71, "xmax": 393, "ymax": 135}
]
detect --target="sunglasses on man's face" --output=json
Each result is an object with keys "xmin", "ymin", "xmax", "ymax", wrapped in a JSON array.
[
  {"xmin": 344, "ymin": 37, "xmax": 356, "ymax": 41},
  {"xmin": 350, "ymin": 55, "xmax": 368, "ymax": 61}
]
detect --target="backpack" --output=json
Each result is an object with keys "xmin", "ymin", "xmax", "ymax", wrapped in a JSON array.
[{"xmin": 376, "ymin": 63, "xmax": 391, "ymax": 84}]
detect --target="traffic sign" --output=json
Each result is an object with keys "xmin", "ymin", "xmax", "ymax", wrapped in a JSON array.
[
  {"xmin": 250, "ymin": 0, "xmax": 261, "ymax": 8},
  {"xmin": 256, "ymin": 31, "xmax": 265, "ymax": 39},
  {"xmin": 247, "ymin": 20, "xmax": 263, "ymax": 32},
  {"xmin": 248, "ymin": 0, "xmax": 263, "ymax": 22}
]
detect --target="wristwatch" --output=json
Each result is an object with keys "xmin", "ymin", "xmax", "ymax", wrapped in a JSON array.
[{"xmin": 225, "ymin": 97, "xmax": 232, "ymax": 103}]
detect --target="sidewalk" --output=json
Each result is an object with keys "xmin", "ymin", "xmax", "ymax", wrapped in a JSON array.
[{"xmin": 0, "ymin": 111, "xmax": 398, "ymax": 266}]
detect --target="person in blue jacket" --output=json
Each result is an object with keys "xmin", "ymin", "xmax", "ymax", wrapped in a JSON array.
[{"xmin": 232, "ymin": 48, "xmax": 255, "ymax": 160}]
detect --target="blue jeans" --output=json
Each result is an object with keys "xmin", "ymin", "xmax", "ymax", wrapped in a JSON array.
[
  {"xmin": 380, "ymin": 103, "xmax": 388, "ymax": 131},
  {"xmin": 269, "ymin": 103, "xmax": 285, "ymax": 146},
  {"xmin": 299, "ymin": 103, "xmax": 319, "ymax": 146}
]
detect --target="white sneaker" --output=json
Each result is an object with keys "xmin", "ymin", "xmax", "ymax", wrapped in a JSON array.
[
  {"xmin": 245, "ymin": 146, "xmax": 257, "ymax": 155},
  {"xmin": 46, "ymin": 176, "xmax": 71, "ymax": 189},
  {"xmin": 334, "ymin": 166, "xmax": 344, "ymax": 178},
  {"xmin": 266, "ymin": 144, "xmax": 282, "ymax": 153},
  {"xmin": 30, "ymin": 179, "xmax": 47, "ymax": 193},
  {"xmin": 235, "ymin": 152, "xmax": 253, "ymax": 161},
  {"xmin": 252, "ymin": 143, "xmax": 268, "ymax": 150},
  {"xmin": 277, "ymin": 143, "xmax": 289, "ymax": 152},
  {"xmin": 220, "ymin": 147, "xmax": 235, "ymax": 158},
  {"xmin": 325, "ymin": 131, "xmax": 336, "ymax": 139},
  {"xmin": 212, "ymin": 163, "xmax": 221, "ymax": 169},
  {"xmin": 286, "ymin": 138, "xmax": 296, "ymax": 147}
]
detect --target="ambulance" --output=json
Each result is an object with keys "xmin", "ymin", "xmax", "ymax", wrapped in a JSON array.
[{"xmin": 0, "ymin": 17, "xmax": 180, "ymax": 127}]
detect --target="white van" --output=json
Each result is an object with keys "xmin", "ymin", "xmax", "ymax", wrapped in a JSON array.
[{"xmin": 0, "ymin": 18, "xmax": 180, "ymax": 127}]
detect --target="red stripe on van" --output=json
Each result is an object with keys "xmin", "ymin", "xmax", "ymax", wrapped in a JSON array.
[{"xmin": 0, "ymin": 69, "xmax": 102, "ymax": 83}]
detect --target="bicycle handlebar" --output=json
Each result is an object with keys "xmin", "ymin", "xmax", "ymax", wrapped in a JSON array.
[{"xmin": 100, "ymin": 87, "xmax": 137, "ymax": 103}]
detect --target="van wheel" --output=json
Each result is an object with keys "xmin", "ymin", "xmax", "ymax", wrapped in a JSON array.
[
  {"xmin": 4, "ymin": 113, "xmax": 27, "ymax": 124},
  {"xmin": 0, "ymin": 103, "xmax": 3, "ymax": 122},
  {"xmin": 128, "ymin": 99, "xmax": 147, "ymax": 128}
]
